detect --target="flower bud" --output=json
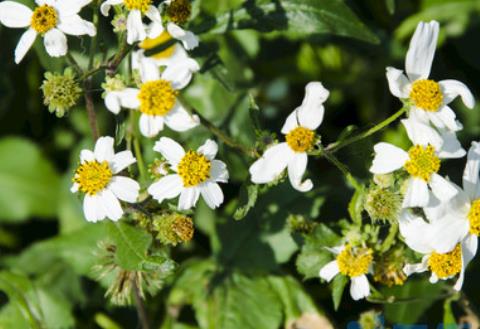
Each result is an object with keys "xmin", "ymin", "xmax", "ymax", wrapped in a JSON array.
[
  {"xmin": 149, "ymin": 159, "xmax": 170, "ymax": 179},
  {"xmin": 365, "ymin": 187, "xmax": 401, "ymax": 223},
  {"xmin": 373, "ymin": 173, "xmax": 395, "ymax": 188},
  {"xmin": 154, "ymin": 214, "xmax": 194, "ymax": 246},
  {"xmin": 373, "ymin": 248, "xmax": 407, "ymax": 287},
  {"xmin": 102, "ymin": 75, "xmax": 126, "ymax": 94},
  {"xmin": 112, "ymin": 13, "xmax": 127, "ymax": 33},
  {"xmin": 166, "ymin": 0, "xmax": 192, "ymax": 25},
  {"xmin": 41, "ymin": 68, "xmax": 81, "ymax": 117}
]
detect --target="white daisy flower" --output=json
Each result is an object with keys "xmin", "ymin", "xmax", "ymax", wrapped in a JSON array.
[
  {"xmin": 319, "ymin": 244, "xmax": 373, "ymax": 301},
  {"xmin": 71, "ymin": 136, "xmax": 140, "ymax": 222},
  {"xmin": 370, "ymin": 117, "xmax": 465, "ymax": 208},
  {"xmin": 0, "ymin": 0, "xmax": 96, "ymax": 64},
  {"xmin": 147, "ymin": 137, "xmax": 229, "ymax": 210},
  {"xmin": 249, "ymin": 82, "xmax": 329, "ymax": 192},
  {"xmin": 386, "ymin": 21, "xmax": 475, "ymax": 132},
  {"xmin": 100, "ymin": 0, "xmax": 163, "ymax": 44},
  {"xmin": 416, "ymin": 142, "xmax": 480, "ymax": 256},
  {"xmin": 399, "ymin": 210, "xmax": 477, "ymax": 291},
  {"xmin": 103, "ymin": 54, "xmax": 199, "ymax": 137}
]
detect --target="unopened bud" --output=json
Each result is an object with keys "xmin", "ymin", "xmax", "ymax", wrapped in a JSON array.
[{"xmin": 41, "ymin": 68, "xmax": 81, "ymax": 117}]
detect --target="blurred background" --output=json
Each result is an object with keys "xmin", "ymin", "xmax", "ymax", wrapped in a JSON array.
[{"xmin": 0, "ymin": 0, "xmax": 479, "ymax": 328}]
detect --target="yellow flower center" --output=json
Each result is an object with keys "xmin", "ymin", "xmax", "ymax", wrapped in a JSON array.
[
  {"xmin": 285, "ymin": 127, "xmax": 316, "ymax": 153},
  {"xmin": 337, "ymin": 245, "xmax": 373, "ymax": 277},
  {"xmin": 404, "ymin": 144, "xmax": 440, "ymax": 182},
  {"xmin": 139, "ymin": 32, "xmax": 176, "ymax": 60},
  {"xmin": 31, "ymin": 5, "xmax": 58, "ymax": 34},
  {"xmin": 123, "ymin": 0, "xmax": 152, "ymax": 13},
  {"xmin": 73, "ymin": 161, "xmax": 113, "ymax": 195},
  {"xmin": 138, "ymin": 80, "xmax": 178, "ymax": 116},
  {"xmin": 166, "ymin": 0, "xmax": 192, "ymax": 25},
  {"xmin": 409, "ymin": 79, "xmax": 443, "ymax": 112},
  {"xmin": 177, "ymin": 151, "xmax": 211, "ymax": 187},
  {"xmin": 428, "ymin": 244, "xmax": 462, "ymax": 279},
  {"xmin": 468, "ymin": 199, "xmax": 480, "ymax": 236}
]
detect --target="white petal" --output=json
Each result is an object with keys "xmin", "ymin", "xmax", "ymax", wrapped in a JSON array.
[
  {"xmin": 281, "ymin": 110, "xmax": 299, "ymax": 135},
  {"xmin": 403, "ymin": 259, "xmax": 429, "ymax": 276},
  {"xmin": 58, "ymin": 15, "xmax": 96, "ymax": 36},
  {"xmin": 386, "ymin": 67, "xmax": 410, "ymax": 98},
  {"xmin": 166, "ymin": 22, "xmax": 198, "ymax": 50},
  {"xmin": 249, "ymin": 143, "xmax": 294, "ymax": 184},
  {"xmin": 210, "ymin": 160, "xmax": 229, "ymax": 183},
  {"xmin": 118, "ymin": 88, "xmax": 141, "ymax": 109},
  {"xmin": 429, "ymin": 215, "xmax": 469, "ymax": 254},
  {"xmin": 161, "ymin": 58, "xmax": 199, "ymax": 89},
  {"xmin": 405, "ymin": 21, "xmax": 439, "ymax": 81},
  {"xmin": 105, "ymin": 92, "xmax": 122, "ymax": 114},
  {"xmin": 429, "ymin": 174, "xmax": 458, "ymax": 202},
  {"xmin": 437, "ymin": 131, "xmax": 466, "ymax": 159},
  {"xmin": 296, "ymin": 81, "xmax": 329, "ymax": 130},
  {"xmin": 55, "ymin": 0, "xmax": 92, "ymax": 16},
  {"xmin": 80, "ymin": 149, "xmax": 95, "ymax": 163},
  {"xmin": 287, "ymin": 152, "xmax": 313, "ymax": 192},
  {"xmin": 138, "ymin": 55, "xmax": 160, "ymax": 82},
  {"xmin": 0, "ymin": 1, "xmax": 32, "ymax": 28},
  {"xmin": 108, "ymin": 176, "xmax": 140, "ymax": 203},
  {"xmin": 200, "ymin": 182, "xmax": 224, "ymax": 209},
  {"xmin": 43, "ymin": 28, "xmax": 68, "ymax": 57},
  {"xmin": 440, "ymin": 79, "xmax": 475, "ymax": 109},
  {"xmin": 402, "ymin": 178, "xmax": 430, "ymax": 208},
  {"xmin": 145, "ymin": 5, "xmax": 163, "ymax": 39},
  {"xmin": 111, "ymin": 150, "xmax": 136, "ymax": 173},
  {"xmin": 99, "ymin": 189, "xmax": 123, "ymax": 221},
  {"xmin": 164, "ymin": 103, "xmax": 200, "ymax": 132},
  {"xmin": 197, "ymin": 139, "xmax": 218, "ymax": 160},
  {"xmin": 178, "ymin": 187, "xmax": 200, "ymax": 210},
  {"xmin": 318, "ymin": 260, "xmax": 339, "ymax": 282},
  {"xmin": 433, "ymin": 106, "xmax": 462, "ymax": 132},
  {"xmin": 100, "ymin": 0, "xmax": 123, "ymax": 16},
  {"xmin": 369, "ymin": 142, "xmax": 408, "ymax": 174},
  {"xmin": 83, "ymin": 194, "xmax": 103, "ymax": 222},
  {"xmin": 127, "ymin": 10, "xmax": 146, "ymax": 44},
  {"xmin": 148, "ymin": 174, "xmax": 183, "ymax": 203},
  {"xmin": 70, "ymin": 183, "xmax": 79, "ymax": 193},
  {"xmin": 453, "ymin": 235, "xmax": 476, "ymax": 290},
  {"xmin": 401, "ymin": 117, "xmax": 442, "ymax": 149},
  {"xmin": 399, "ymin": 211, "xmax": 434, "ymax": 254},
  {"xmin": 463, "ymin": 141, "xmax": 480, "ymax": 200},
  {"xmin": 94, "ymin": 136, "xmax": 115, "ymax": 162},
  {"xmin": 350, "ymin": 275, "xmax": 370, "ymax": 301},
  {"xmin": 139, "ymin": 114, "xmax": 164, "ymax": 137},
  {"xmin": 14, "ymin": 28, "xmax": 37, "ymax": 64},
  {"xmin": 153, "ymin": 137, "xmax": 185, "ymax": 168}
]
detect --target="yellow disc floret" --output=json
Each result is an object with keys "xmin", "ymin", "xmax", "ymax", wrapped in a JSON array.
[
  {"xmin": 428, "ymin": 244, "xmax": 462, "ymax": 279},
  {"xmin": 468, "ymin": 199, "xmax": 480, "ymax": 236},
  {"xmin": 177, "ymin": 151, "xmax": 211, "ymax": 187},
  {"xmin": 285, "ymin": 127, "xmax": 316, "ymax": 153},
  {"xmin": 74, "ymin": 161, "xmax": 113, "ymax": 195},
  {"xmin": 166, "ymin": 0, "xmax": 192, "ymax": 25},
  {"xmin": 404, "ymin": 144, "xmax": 440, "ymax": 182},
  {"xmin": 31, "ymin": 5, "xmax": 58, "ymax": 34},
  {"xmin": 123, "ymin": 0, "xmax": 152, "ymax": 13},
  {"xmin": 138, "ymin": 80, "xmax": 178, "ymax": 116},
  {"xmin": 140, "ymin": 32, "xmax": 176, "ymax": 60},
  {"xmin": 409, "ymin": 79, "xmax": 443, "ymax": 112},
  {"xmin": 337, "ymin": 244, "xmax": 373, "ymax": 277}
]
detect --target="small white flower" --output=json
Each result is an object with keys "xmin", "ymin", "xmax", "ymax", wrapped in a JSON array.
[
  {"xmin": 103, "ymin": 55, "xmax": 199, "ymax": 137},
  {"xmin": 71, "ymin": 136, "xmax": 140, "ymax": 222},
  {"xmin": 399, "ymin": 210, "xmax": 477, "ymax": 291},
  {"xmin": 100, "ymin": 0, "xmax": 163, "ymax": 44},
  {"xmin": 249, "ymin": 82, "xmax": 329, "ymax": 192},
  {"xmin": 386, "ymin": 21, "xmax": 475, "ymax": 132},
  {"xmin": 0, "ymin": 0, "xmax": 96, "ymax": 63},
  {"xmin": 319, "ymin": 244, "xmax": 373, "ymax": 301},
  {"xmin": 148, "ymin": 137, "xmax": 229, "ymax": 210},
  {"xmin": 370, "ymin": 117, "xmax": 464, "ymax": 208}
]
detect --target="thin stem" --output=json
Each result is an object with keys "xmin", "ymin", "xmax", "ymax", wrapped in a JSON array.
[
  {"xmin": 107, "ymin": 38, "xmax": 133, "ymax": 77},
  {"xmin": 88, "ymin": 0, "xmax": 100, "ymax": 70},
  {"xmin": 66, "ymin": 52, "xmax": 83, "ymax": 75},
  {"xmin": 133, "ymin": 136, "xmax": 147, "ymax": 183},
  {"xmin": 132, "ymin": 278, "xmax": 150, "ymax": 329},
  {"xmin": 84, "ymin": 78, "xmax": 99, "ymax": 140},
  {"xmin": 320, "ymin": 147, "xmax": 362, "ymax": 190},
  {"xmin": 379, "ymin": 221, "xmax": 398, "ymax": 253},
  {"xmin": 326, "ymin": 106, "xmax": 407, "ymax": 153}
]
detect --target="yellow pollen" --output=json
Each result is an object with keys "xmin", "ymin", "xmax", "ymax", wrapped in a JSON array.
[
  {"xmin": 123, "ymin": 0, "xmax": 152, "ymax": 13},
  {"xmin": 337, "ymin": 245, "xmax": 373, "ymax": 277},
  {"xmin": 177, "ymin": 151, "xmax": 211, "ymax": 187},
  {"xmin": 404, "ymin": 144, "xmax": 440, "ymax": 182},
  {"xmin": 409, "ymin": 79, "xmax": 443, "ymax": 112},
  {"xmin": 285, "ymin": 127, "xmax": 315, "ymax": 153},
  {"xmin": 428, "ymin": 244, "xmax": 462, "ymax": 279},
  {"xmin": 139, "ymin": 32, "xmax": 176, "ymax": 60},
  {"xmin": 138, "ymin": 80, "xmax": 178, "ymax": 116},
  {"xmin": 73, "ymin": 161, "xmax": 113, "ymax": 195},
  {"xmin": 31, "ymin": 5, "xmax": 58, "ymax": 34},
  {"xmin": 468, "ymin": 199, "xmax": 480, "ymax": 236}
]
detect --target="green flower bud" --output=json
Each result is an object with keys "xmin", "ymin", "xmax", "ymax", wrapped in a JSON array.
[
  {"xmin": 166, "ymin": 0, "xmax": 192, "ymax": 25},
  {"xmin": 359, "ymin": 310, "xmax": 382, "ymax": 329},
  {"xmin": 112, "ymin": 13, "xmax": 127, "ymax": 33},
  {"xmin": 154, "ymin": 214, "xmax": 194, "ymax": 246},
  {"xmin": 373, "ymin": 173, "xmax": 395, "ymax": 188},
  {"xmin": 365, "ymin": 187, "xmax": 401, "ymax": 223},
  {"xmin": 41, "ymin": 68, "xmax": 82, "ymax": 117},
  {"xmin": 287, "ymin": 214, "xmax": 316, "ymax": 234},
  {"xmin": 102, "ymin": 75, "xmax": 126, "ymax": 94}
]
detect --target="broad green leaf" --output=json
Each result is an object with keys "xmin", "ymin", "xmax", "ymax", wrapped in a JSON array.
[
  {"xmin": 331, "ymin": 274, "xmax": 348, "ymax": 311},
  {"xmin": 207, "ymin": 0, "xmax": 379, "ymax": 44},
  {"xmin": 0, "ymin": 137, "xmax": 60, "ymax": 222}
]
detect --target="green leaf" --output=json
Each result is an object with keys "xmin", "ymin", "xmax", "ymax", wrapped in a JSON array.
[
  {"xmin": 331, "ymin": 274, "xmax": 348, "ymax": 311},
  {"xmin": 348, "ymin": 186, "xmax": 365, "ymax": 225},
  {"xmin": 0, "ymin": 137, "xmax": 60, "ymax": 222},
  {"xmin": 233, "ymin": 184, "xmax": 259, "ymax": 220},
  {"xmin": 386, "ymin": 0, "xmax": 395, "ymax": 14},
  {"xmin": 208, "ymin": 0, "xmax": 379, "ymax": 44}
]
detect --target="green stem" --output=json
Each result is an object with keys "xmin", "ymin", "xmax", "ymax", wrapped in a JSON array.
[
  {"xmin": 326, "ymin": 106, "xmax": 407, "ymax": 153},
  {"xmin": 320, "ymin": 147, "xmax": 362, "ymax": 190},
  {"xmin": 379, "ymin": 221, "xmax": 398, "ymax": 253},
  {"xmin": 66, "ymin": 52, "xmax": 82, "ymax": 75},
  {"xmin": 133, "ymin": 136, "xmax": 147, "ymax": 183}
]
